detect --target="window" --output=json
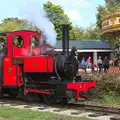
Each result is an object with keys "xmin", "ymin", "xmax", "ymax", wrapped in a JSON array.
[
  {"xmin": 14, "ymin": 35, "xmax": 24, "ymax": 48},
  {"xmin": 0, "ymin": 38, "xmax": 7, "ymax": 55},
  {"xmin": 30, "ymin": 36, "xmax": 39, "ymax": 48}
]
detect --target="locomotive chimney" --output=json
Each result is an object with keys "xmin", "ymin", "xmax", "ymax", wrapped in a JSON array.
[{"xmin": 62, "ymin": 24, "xmax": 69, "ymax": 56}]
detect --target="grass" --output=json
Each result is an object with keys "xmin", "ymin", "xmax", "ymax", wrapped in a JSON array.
[
  {"xmin": 0, "ymin": 107, "xmax": 91, "ymax": 120},
  {"xmin": 94, "ymin": 95, "xmax": 120, "ymax": 105}
]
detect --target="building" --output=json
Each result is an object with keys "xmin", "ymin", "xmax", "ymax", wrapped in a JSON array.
[{"xmin": 55, "ymin": 40, "xmax": 112, "ymax": 65}]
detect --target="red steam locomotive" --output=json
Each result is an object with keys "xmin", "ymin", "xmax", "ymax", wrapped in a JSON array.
[{"xmin": 0, "ymin": 24, "xmax": 96, "ymax": 104}]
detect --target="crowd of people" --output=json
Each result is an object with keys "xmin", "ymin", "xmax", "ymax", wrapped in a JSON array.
[{"xmin": 80, "ymin": 56, "xmax": 110, "ymax": 73}]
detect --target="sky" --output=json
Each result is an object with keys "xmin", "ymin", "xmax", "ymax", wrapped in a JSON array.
[
  {"xmin": 42, "ymin": 0, "xmax": 105, "ymax": 28},
  {"xmin": 0, "ymin": 0, "xmax": 105, "ymax": 28}
]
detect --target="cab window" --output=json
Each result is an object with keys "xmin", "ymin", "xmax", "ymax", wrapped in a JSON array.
[
  {"xmin": 0, "ymin": 37, "xmax": 7, "ymax": 56},
  {"xmin": 13, "ymin": 35, "xmax": 24, "ymax": 48},
  {"xmin": 30, "ymin": 36, "xmax": 39, "ymax": 48}
]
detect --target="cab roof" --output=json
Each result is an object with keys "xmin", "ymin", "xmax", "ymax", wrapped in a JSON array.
[{"xmin": 0, "ymin": 30, "xmax": 41, "ymax": 36}]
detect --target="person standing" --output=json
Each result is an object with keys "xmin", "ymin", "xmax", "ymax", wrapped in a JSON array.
[
  {"xmin": 86, "ymin": 57, "xmax": 92, "ymax": 69},
  {"xmin": 97, "ymin": 56, "xmax": 103, "ymax": 73},
  {"xmin": 81, "ymin": 57, "xmax": 86, "ymax": 72},
  {"xmin": 81, "ymin": 58, "xmax": 85, "ymax": 67},
  {"xmin": 114, "ymin": 57, "xmax": 118, "ymax": 66},
  {"xmin": 103, "ymin": 56, "xmax": 109, "ymax": 73}
]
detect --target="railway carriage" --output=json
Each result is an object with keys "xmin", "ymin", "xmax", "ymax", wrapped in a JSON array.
[{"xmin": 0, "ymin": 24, "xmax": 96, "ymax": 104}]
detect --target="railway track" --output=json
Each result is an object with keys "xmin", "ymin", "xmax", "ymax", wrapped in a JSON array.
[
  {"xmin": 85, "ymin": 104, "xmax": 120, "ymax": 114},
  {"xmin": 0, "ymin": 97, "xmax": 120, "ymax": 120}
]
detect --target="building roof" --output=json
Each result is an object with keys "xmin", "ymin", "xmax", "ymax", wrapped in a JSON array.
[{"xmin": 55, "ymin": 40, "xmax": 111, "ymax": 50}]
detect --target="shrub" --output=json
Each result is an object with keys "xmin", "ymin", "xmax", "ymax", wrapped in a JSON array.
[{"xmin": 82, "ymin": 73, "xmax": 120, "ymax": 99}]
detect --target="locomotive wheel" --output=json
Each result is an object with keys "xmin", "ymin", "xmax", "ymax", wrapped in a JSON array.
[
  {"xmin": 59, "ymin": 98, "xmax": 70, "ymax": 104},
  {"xmin": 26, "ymin": 92, "xmax": 38, "ymax": 102},
  {"xmin": 8, "ymin": 92, "xmax": 17, "ymax": 98},
  {"xmin": 42, "ymin": 94, "xmax": 56, "ymax": 105},
  {"xmin": 0, "ymin": 89, "xmax": 3, "ymax": 98},
  {"xmin": 8, "ymin": 89, "xmax": 18, "ymax": 98}
]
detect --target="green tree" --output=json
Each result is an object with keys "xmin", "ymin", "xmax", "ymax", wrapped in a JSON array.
[
  {"xmin": 105, "ymin": 0, "xmax": 120, "ymax": 7},
  {"xmin": 96, "ymin": 5, "xmax": 108, "ymax": 29},
  {"xmin": 71, "ymin": 24, "xmax": 101, "ymax": 40},
  {"xmin": 43, "ymin": 1, "xmax": 76, "ymax": 40},
  {"xmin": 71, "ymin": 27, "xmax": 85, "ymax": 40},
  {"xmin": 83, "ymin": 24, "xmax": 101, "ymax": 39},
  {"xmin": 0, "ymin": 17, "xmax": 37, "ymax": 32}
]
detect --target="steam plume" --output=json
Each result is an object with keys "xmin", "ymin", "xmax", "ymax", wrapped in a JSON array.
[{"xmin": 0, "ymin": 0, "xmax": 57, "ymax": 46}]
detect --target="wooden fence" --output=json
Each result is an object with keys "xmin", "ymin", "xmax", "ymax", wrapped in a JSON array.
[{"xmin": 108, "ymin": 66, "xmax": 120, "ymax": 73}]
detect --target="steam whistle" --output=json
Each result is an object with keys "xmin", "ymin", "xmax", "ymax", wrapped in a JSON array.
[{"xmin": 71, "ymin": 46, "xmax": 77, "ymax": 56}]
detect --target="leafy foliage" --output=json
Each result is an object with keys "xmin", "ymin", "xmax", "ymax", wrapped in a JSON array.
[
  {"xmin": 0, "ymin": 18, "xmax": 37, "ymax": 32},
  {"xmin": 105, "ymin": 0, "xmax": 120, "ymax": 8},
  {"xmin": 96, "ymin": 5, "xmax": 108, "ymax": 29},
  {"xmin": 83, "ymin": 24, "xmax": 101, "ymax": 40},
  {"xmin": 72, "ymin": 27, "xmax": 85, "ymax": 40},
  {"xmin": 43, "ymin": 1, "xmax": 76, "ymax": 40},
  {"xmin": 88, "ymin": 73, "xmax": 120, "ymax": 99}
]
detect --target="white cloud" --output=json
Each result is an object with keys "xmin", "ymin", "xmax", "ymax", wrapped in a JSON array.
[
  {"xmin": 47, "ymin": 0, "xmax": 90, "ymax": 9},
  {"xmin": 65, "ymin": 10, "xmax": 81, "ymax": 21}
]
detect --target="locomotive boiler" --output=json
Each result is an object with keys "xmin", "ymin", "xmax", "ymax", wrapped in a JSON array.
[
  {"xmin": 53, "ymin": 24, "xmax": 79, "ymax": 81},
  {"xmin": 0, "ymin": 24, "xmax": 96, "ymax": 104}
]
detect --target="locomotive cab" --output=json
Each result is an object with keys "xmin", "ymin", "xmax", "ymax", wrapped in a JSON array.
[{"xmin": 12, "ymin": 30, "xmax": 41, "ymax": 57}]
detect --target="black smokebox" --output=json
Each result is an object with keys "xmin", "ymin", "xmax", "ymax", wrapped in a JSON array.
[{"xmin": 62, "ymin": 24, "xmax": 69, "ymax": 56}]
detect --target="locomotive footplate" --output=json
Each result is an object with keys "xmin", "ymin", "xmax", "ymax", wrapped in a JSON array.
[{"xmin": 25, "ymin": 81, "xmax": 96, "ymax": 101}]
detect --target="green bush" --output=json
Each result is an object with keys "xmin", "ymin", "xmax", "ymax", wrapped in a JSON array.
[{"xmin": 83, "ymin": 73, "xmax": 120, "ymax": 99}]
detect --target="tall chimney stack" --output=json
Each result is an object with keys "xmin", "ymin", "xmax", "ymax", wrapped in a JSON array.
[{"xmin": 62, "ymin": 24, "xmax": 69, "ymax": 56}]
